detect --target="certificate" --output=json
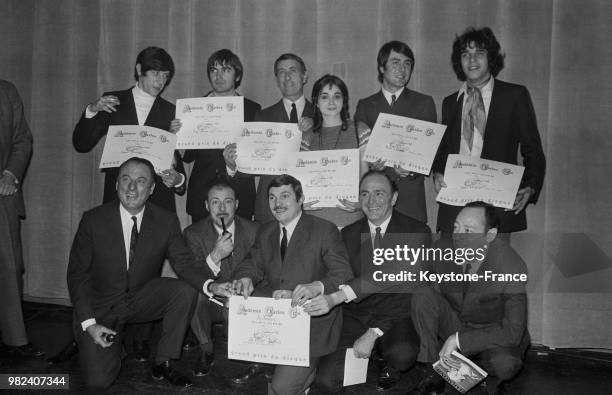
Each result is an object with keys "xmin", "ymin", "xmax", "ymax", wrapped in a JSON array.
[
  {"xmin": 227, "ymin": 296, "xmax": 310, "ymax": 367},
  {"xmin": 287, "ymin": 149, "xmax": 360, "ymax": 207},
  {"xmin": 235, "ymin": 122, "xmax": 302, "ymax": 175},
  {"xmin": 436, "ymin": 154, "xmax": 525, "ymax": 209},
  {"xmin": 99, "ymin": 125, "xmax": 177, "ymax": 173},
  {"xmin": 363, "ymin": 113, "xmax": 446, "ymax": 175},
  {"xmin": 175, "ymin": 96, "xmax": 244, "ymax": 149}
]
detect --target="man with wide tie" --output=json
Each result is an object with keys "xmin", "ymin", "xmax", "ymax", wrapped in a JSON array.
[
  {"xmin": 231, "ymin": 174, "xmax": 353, "ymax": 394},
  {"xmin": 355, "ymin": 41, "xmax": 437, "ymax": 224},
  {"xmin": 67, "ymin": 157, "xmax": 229, "ymax": 390}
]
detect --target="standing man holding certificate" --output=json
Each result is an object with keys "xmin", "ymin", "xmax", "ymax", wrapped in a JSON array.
[
  {"xmin": 355, "ymin": 41, "xmax": 437, "ymax": 224},
  {"xmin": 231, "ymin": 174, "xmax": 353, "ymax": 394},
  {"xmin": 432, "ymin": 27, "xmax": 546, "ymax": 235},
  {"xmin": 175, "ymin": 49, "xmax": 261, "ymax": 222},
  {"xmin": 224, "ymin": 53, "xmax": 314, "ymax": 224},
  {"xmin": 72, "ymin": 46, "xmax": 186, "ymax": 213}
]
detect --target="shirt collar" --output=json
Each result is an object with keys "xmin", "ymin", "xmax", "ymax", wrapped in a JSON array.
[
  {"xmin": 457, "ymin": 76, "xmax": 494, "ymax": 101},
  {"xmin": 282, "ymin": 95, "xmax": 306, "ymax": 118},
  {"xmin": 279, "ymin": 211, "xmax": 302, "ymax": 241},
  {"xmin": 213, "ymin": 218, "xmax": 236, "ymax": 236},
  {"xmin": 119, "ymin": 203, "xmax": 145, "ymax": 227},
  {"xmin": 381, "ymin": 86, "xmax": 404, "ymax": 105},
  {"xmin": 368, "ymin": 213, "xmax": 392, "ymax": 235}
]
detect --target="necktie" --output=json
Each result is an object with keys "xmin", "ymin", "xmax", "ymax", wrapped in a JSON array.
[
  {"xmin": 373, "ymin": 227, "xmax": 383, "ymax": 250},
  {"xmin": 462, "ymin": 262, "xmax": 472, "ymax": 298},
  {"xmin": 129, "ymin": 216, "xmax": 138, "ymax": 268},
  {"xmin": 280, "ymin": 227, "xmax": 288, "ymax": 261},
  {"xmin": 289, "ymin": 103, "xmax": 298, "ymax": 123},
  {"xmin": 462, "ymin": 86, "xmax": 487, "ymax": 151},
  {"xmin": 390, "ymin": 94, "xmax": 397, "ymax": 107}
]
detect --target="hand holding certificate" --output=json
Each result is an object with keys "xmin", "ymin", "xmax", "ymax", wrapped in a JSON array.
[
  {"xmin": 436, "ymin": 154, "xmax": 525, "ymax": 209},
  {"xmin": 99, "ymin": 125, "xmax": 177, "ymax": 173},
  {"xmin": 235, "ymin": 122, "xmax": 302, "ymax": 175},
  {"xmin": 228, "ymin": 296, "xmax": 310, "ymax": 367},
  {"xmin": 175, "ymin": 96, "xmax": 244, "ymax": 149},
  {"xmin": 287, "ymin": 149, "xmax": 360, "ymax": 207},
  {"xmin": 363, "ymin": 113, "xmax": 446, "ymax": 175}
]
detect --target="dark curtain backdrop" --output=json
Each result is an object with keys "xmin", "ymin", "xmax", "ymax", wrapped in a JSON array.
[{"xmin": 1, "ymin": 0, "xmax": 610, "ymax": 348}]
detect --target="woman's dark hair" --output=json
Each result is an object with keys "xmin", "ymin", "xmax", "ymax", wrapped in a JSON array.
[{"xmin": 311, "ymin": 74, "xmax": 350, "ymax": 132}]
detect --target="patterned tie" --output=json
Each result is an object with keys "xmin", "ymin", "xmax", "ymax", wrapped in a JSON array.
[
  {"xmin": 462, "ymin": 86, "xmax": 487, "ymax": 151},
  {"xmin": 129, "ymin": 216, "xmax": 138, "ymax": 268},
  {"xmin": 373, "ymin": 227, "xmax": 383, "ymax": 250},
  {"xmin": 289, "ymin": 103, "xmax": 298, "ymax": 123},
  {"xmin": 280, "ymin": 227, "xmax": 288, "ymax": 261},
  {"xmin": 390, "ymin": 94, "xmax": 397, "ymax": 108}
]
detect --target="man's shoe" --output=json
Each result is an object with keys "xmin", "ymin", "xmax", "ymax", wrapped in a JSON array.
[
  {"xmin": 193, "ymin": 352, "xmax": 215, "ymax": 376},
  {"xmin": 407, "ymin": 367, "xmax": 445, "ymax": 395},
  {"xmin": 46, "ymin": 341, "xmax": 78, "ymax": 364},
  {"xmin": 377, "ymin": 364, "xmax": 400, "ymax": 391},
  {"xmin": 231, "ymin": 363, "xmax": 273, "ymax": 384},
  {"xmin": 133, "ymin": 340, "xmax": 150, "ymax": 362},
  {"xmin": 152, "ymin": 361, "xmax": 193, "ymax": 387},
  {"xmin": 2, "ymin": 342, "xmax": 44, "ymax": 358}
]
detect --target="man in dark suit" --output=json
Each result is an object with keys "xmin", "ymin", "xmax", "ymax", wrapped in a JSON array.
[
  {"xmin": 409, "ymin": 202, "xmax": 529, "ymax": 395},
  {"xmin": 309, "ymin": 171, "xmax": 431, "ymax": 392},
  {"xmin": 432, "ymin": 27, "xmax": 546, "ymax": 234},
  {"xmin": 174, "ymin": 49, "xmax": 261, "ymax": 221},
  {"xmin": 231, "ymin": 174, "xmax": 353, "ymax": 394},
  {"xmin": 224, "ymin": 53, "xmax": 315, "ymax": 224},
  {"xmin": 0, "ymin": 79, "xmax": 42, "ymax": 358},
  {"xmin": 67, "ymin": 157, "xmax": 230, "ymax": 390},
  {"xmin": 355, "ymin": 41, "xmax": 437, "ymax": 224},
  {"xmin": 72, "ymin": 46, "xmax": 185, "ymax": 213},
  {"xmin": 183, "ymin": 180, "xmax": 259, "ymax": 375}
]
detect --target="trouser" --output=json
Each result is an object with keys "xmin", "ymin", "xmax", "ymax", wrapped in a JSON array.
[
  {"xmin": 269, "ymin": 357, "xmax": 319, "ymax": 395},
  {"xmin": 190, "ymin": 292, "xmax": 227, "ymax": 349}
]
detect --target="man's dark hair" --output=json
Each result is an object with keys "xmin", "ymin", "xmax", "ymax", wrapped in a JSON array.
[
  {"xmin": 377, "ymin": 41, "xmax": 415, "ymax": 84},
  {"xmin": 134, "ymin": 46, "xmax": 175, "ymax": 85},
  {"xmin": 117, "ymin": 157, "xmax": 156, "ymax": 182},
  {"xmin": 359, "ymin": 170, "xmax": 398, "ymax": 194},
  {"xmin": 206, "ymin": 49, "xmax": 244, "ymax": 89},
  {"xmin": 451, "ymin": 27, "xmax": 505, "ymax": 81},
  {"xmin": 464, "ymin": 201, "xmax": 500, "ymax": 231},
  {"xmin": 311, "ymin": 74, "xmax": 350, "ymax": 132},
  {"xmin": 206, "ymin": 179, "xmax": 237, "ymax": 201},
  {"xmin": 268, "ymin": 174, "xmax": 304, "ymax": 201},
  {"xmin": 273, "ymin": 53, "xmax": 307, "ymax": 76}
]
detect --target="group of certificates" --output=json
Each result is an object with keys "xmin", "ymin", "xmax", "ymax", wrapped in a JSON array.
[{"xmin": 100, "ymin": 96, "xmax": 524, "ymax": 210}]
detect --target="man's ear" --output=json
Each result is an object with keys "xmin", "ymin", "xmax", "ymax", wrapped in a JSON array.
[
  {"xmin": 136, "ymin": 63, "xmax": 142, "ymax": 77},
  {"xmin": 148, "ymin": 182, "xmax": 155, "ymax": 196},
  {"xmin": 302, "ymin": 71, "xmax": 308, "ymax": 85},
  {"xmin": 205, "ymin": 201, "xmax": 210, "ymax": 213},
  {"xmin": 391, "ymin": 191, "xmax": 399, "ymax": 206},
  {"xmin": 235, "ymin": 199, "xmax": 239, "ymax": 210},
  {"xmin": 298, "ymin": 195, "xmax": 305, "ymax": 206},
  {"xmin": 486, "ymin": 228, "xmax": 498, "ymax": 243}
]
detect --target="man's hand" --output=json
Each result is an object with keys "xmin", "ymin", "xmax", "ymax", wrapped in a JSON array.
[
  {"xmin": 510, "ymin": 187, "xmax": 535, "ymax": 215},
  {"xmin": 85, "ymin": 323, "xmax": 117, "ymax": 348},
  {"xmin": 210, "ymin": 233, "xmax": 234, "ymax": 263},
  {"xmin": 297, "ymin": 117, "xmax": 313, "ymax": 133},
  {"xmin": 356, "ymin": 122, "xmax": 371, "ymax": 147},
  {"xmin": 393, "ymin": 164, "xmax": 414, "ymax": 178},
  {"xmin": 87, "ymin": 95, "xmax": 120, "ymax": 114},
  {"xmin": 158, "ymin": 168, "xmax": 183, "ymax": 188},
  {"xmin": 353, "ymin": 329, "xmax": 379, "ymax": 359},
  {"xmin": 368, "ymin": 159, "xmax": 386, "ymax": 171},
  {"xmin": 272, "ymin": 290, "xmax": 293, "ymax": 299},
  {"xmin": 232, "ymin": 277, "xmax": 253, "ymax": 298},
  {"xmin": 0, "ymin": 173, "xmax": 18, "ymax": 196},
  {"xmin": 336, "ymin": 198, "xmax": 361, "ymax": 213},
  {"xmin": 302, "ymin": 200, "xmax": 322, "ymax": 211},
  {"xmin": 300, "ymin": 137, "xmax": 311, "ymax": 151},
  {"xmin": 169, "ymin": 119, "xmax": 182, "ymax": 134},
  {"xmin": 210, "ymin": 282, "xmax": 233, "ymax": 298},
  {"xmin": 291, "ymin": 282, "xmax": 322, "ymax": 306},
  {"xmin": 433, "ymin": 172, "xmax": 446, "ymax": 193},
  {"xmin": 302, "ymin": 290, "xmax": 346, "ymax": 316},
  {"xmin": 223, "ymin": 143, "xmax": 238, "ymax": 172},
  {"xmin": 438, "ymin": 334, "xmax": 461, "ymax": 370}
]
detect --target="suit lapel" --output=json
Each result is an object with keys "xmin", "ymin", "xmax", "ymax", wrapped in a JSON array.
[
  {"xmin": 129, "ymin": 205, "xmax": 153, "ymax": 273},
  {"xmin": 482, "ymin": 79, "xmax": 502, "ymax": 157},
  {"xmin": 145, "ymin": 96, "xmax": 163, "ymax": 127},
  {"xmin": 121, "ymin": 89, "xmax": 139, "ymax": 125},
  {"xmin": 272, "ymin": 100, "xmax": 290, "ymax": 122},
  {"xmin": 284, "ymin": 215, "xmax": 309, "ymax": 263},
  {"xmin": 233, "ymin": 218, "xmax": 248, "ymax": 263},
  {"xmin": 108, "ymin": 203, "xmax": 129, "ymax": 271}
]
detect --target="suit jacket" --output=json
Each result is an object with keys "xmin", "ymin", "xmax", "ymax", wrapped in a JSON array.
[
  {"xmin": 183, "ymin": 215, "xmax": 259, "ymax": 281},
  {"xmin": 435, "ymin": 238, "xmax": 529, "ymax": 355},
  {"xmin": 234, "ymin": 213, "xmax": 353, "ymax": 357},
  {"xmin": 67, "ymin": 201, "xmax": 209, "ymax": 324},
  {"xmin": 72, "ymin": 88, "xmax": 185, "ymax": 212},
  {"xmin": 433, "ymin": 79, "xmax": 546, "ymax": 233},
  {"xmin": 355, "ymin": 89, "xmax": 437, "ymax": 223},
  {"xmin": 183, "ymin": 96, "xmax": 261, "ymax": 220},
  {"xmin": 0, "ymin": 80, "xmax": 33, "ymax": 217},
  {"xmin": 252, "ymin": 99, "xmax": 315, "ymax": 223},
  {"xmin": 341, "ymin": 211, "xmax": 431, "ymax": 332}
]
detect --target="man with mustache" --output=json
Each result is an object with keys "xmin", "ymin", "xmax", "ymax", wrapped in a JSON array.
[
  {"xmin": 355, "ymin": 41, "xmax": 437, "ymax": 224},
  {"xmin": 182, "ymin": 180, "xmax": 259, "ymax": 376},
  {"xmin": 231, "ymin": 174, "xmax": 353, "ymax": 394}
]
